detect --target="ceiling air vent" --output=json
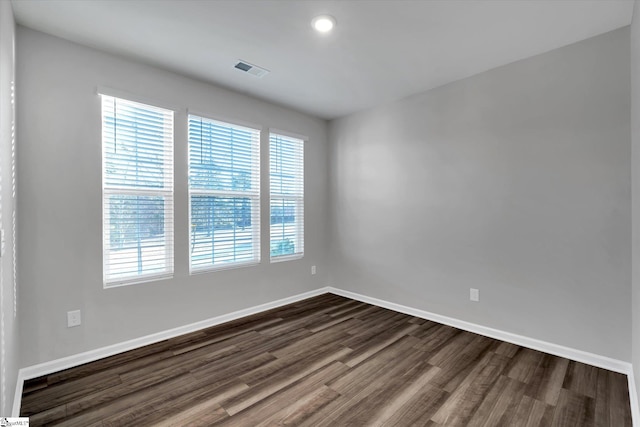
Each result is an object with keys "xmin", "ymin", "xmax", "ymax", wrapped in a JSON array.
[{"xmin": 234, "ymin": 60, "xmax": 270, "ymax": 78}]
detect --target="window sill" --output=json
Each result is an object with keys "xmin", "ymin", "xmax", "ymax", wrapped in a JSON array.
[
  {"xmin": 190, "ymin": 260, "xmax": 261, "ymax": 275},
  {"xmin": 104, "ymin": 273, "xmax": 173, "ymax": 289},
  {"xmin": 270, "ymin": 253, "xmax": 304, "ymax": 264}
]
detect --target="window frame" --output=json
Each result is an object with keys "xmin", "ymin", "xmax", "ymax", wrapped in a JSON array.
[
  {"xmin": 187, "ymin": 113, "xmax": 262, "ymax": 274},
  {"xmin": 100, "ymin": 93, "xmax": 175, "ymax": 288},
  {"xmin": 269, "ymin": 131, "xmax": 305, "ymax": 262}
]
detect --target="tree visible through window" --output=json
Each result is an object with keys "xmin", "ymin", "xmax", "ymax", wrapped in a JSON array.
[
  {"xmin": 101, "ymin": 95, "xmax": 174, "ymax": 286},
  {"xmin": 270, "ymin": 133, "xmax": 304, "ymax": 260},
  {"xmin": 188, "ymin": 115, "xmax": 261, "ymax": 271}
]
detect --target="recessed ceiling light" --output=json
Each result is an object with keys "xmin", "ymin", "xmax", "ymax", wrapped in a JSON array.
[{"xmin": 311, "ymin": 15, "xmax": 336, "ymax": 33}]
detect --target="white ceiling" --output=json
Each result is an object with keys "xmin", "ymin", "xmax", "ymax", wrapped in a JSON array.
[{"xmin": 10, "ymin": 0, "xmax": 634, "ymax": 120}]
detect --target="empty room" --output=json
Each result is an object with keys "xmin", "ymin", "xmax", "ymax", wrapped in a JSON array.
[{"xmin": 2, "ymin": 0, "xmax": 640, "ymax": 425}]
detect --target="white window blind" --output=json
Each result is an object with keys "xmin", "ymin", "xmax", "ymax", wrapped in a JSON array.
[
  {"xmin": 101, "ymin": 95, "xmax": 174, "ymax": 286},
  {"xmin": 270, "ymin": 133, "xmax": 304, "ymax": 260},
  {"xmin": 188, "ymin": 115, "xmax": 261, "ymax": 272}
]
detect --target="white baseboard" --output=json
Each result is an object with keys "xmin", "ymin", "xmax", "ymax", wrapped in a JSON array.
[
  {"xmin": 11, "ymin": 370, "xmax": 24, "ymax": 418},
  {"xmin": 12, "ymin": 286, "xmax": 330, "ymax": 416},
  {"xmin": 12, "ymin": 285, "xmax": 638, "ymax": 424},
  {"xmin": 327, "ymin": 287, "xmax": 632, "ymax": 375},
  {"xmin": 628, "ymin": 368, "xmax": 640, "ymax": 427}
]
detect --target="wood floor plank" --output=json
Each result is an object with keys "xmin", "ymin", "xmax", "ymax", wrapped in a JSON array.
[
  {"xmin": 20, "ymin": 294, "xmax": 632, "ymax": 427},
  {"xmin": 431, "ymin": 351, "xmax": 511, "ymax": 426},
  {"xmin": 21, "ymin": 371, "xmax": 122, "ymax": 415},
  {"xmin": 495, "ymin": 341, "xmax": 520, "ymax": 358},
  {"xmin": 119, "ymin": 343, "xmax": 240, "ymax": 384},
  {"xmin": 563, "ymin": 360, "xmax": 599, "ymax": 399},
  {"xmin": 154, "ymin": 402, "xmax": 229, "ymax": 427},
  {"xmin": 259, "ymin": 385, "xmax": 340, "ymax": 426},
  {"xmin": 340, "ymin": 312, "xmax": 412, "ymax": 349},
  {"xmin": 524, "ymin": 354, "xmax": 569, "ymax": 406},
  {"xmin": 327, "ymin": 301, "xmax": 370, "ymax": 318},
  {"xmin": 255, "ymin": 311, "xmax": 329, "ymax": 336},
  {"xmin": 25, "ymin": 404, "xmax": 67, "ymax": 426},
  {"xmin": 506, "ymin": 395, "xmax": 555, "ymax": 427},
  {"xmin": 55, "ymin": 373, "xmax": 205, "ymax": 427},
  {"xmin": 21, "ymin": 377, "xmax": 48, "ymax": 395},
  {"xmin": 220, "ymin": 361, "xmax": 348, "ymax": 426},
  {"xmin": 413, "ymin": 323, "xmax": 462, "ymax": 354},
  {"xmin": 366, "ymin": 364, "xmax": 441, "ymax": 425},
  {"xmin": 222, "ymin": 346, "xmax": 352, "ymax": 416},
  {"xmin": 238, "ymin": 342, "xmax": 348, "ymax": 386},
  {"xmin": 429, "ymin": 333, "xmax": 495, "ymax": 374},
  {"xmin": 61, "ymin": 345, "xmax": 243, "ymax": 422},
  {"xmin": 187, "ymin": 327, "xmax": 312, "ymax": 379},
  {"xmin": 318, "ymin": 368, "xmax": 425, "ymax": 426},
  {"xmin": 507, "ymin": 348, "xmax": 546, "ymax": 384},
  {"xmin": 307, "ymin": 312, "xmax": 366, "ymax": 333},
  {"xmin": 327, "ymin": 335, "xmax": 422, "ymax": 395},
  {"xmin": 270, "ymin": 321, "xmax": 352, "ymax": 359},
  {"xmin": 41, "ymin": 339, "xmax": 175, "ymax": 386},
  {"xmin": 102, "ymin": 377, "xmax": 248, "ymax": 427},
  {"xmin": 428, "ymin": 336, "xmax": 498, "ymax": 393},
  {"xmin": 189, "ymin": 351, "xmax": 278, "ymax": 386},
  {"xmin": 427, "ymin": 330, "xmax": 479, "ymax": 367},
  {"xmin": 408, "ymin": 319, "xmax": 443, "ymax": 339},
  {"xmin": 302, "ymin": 346, "xmax": 432, "ymax": 427},
  {"xmin": 607, "ymin": 370, "xmax": 633, "ymax": 426},
  {"xmin": 551, "ymin": 388, "xmax": 596, "ymax": 427},
  {"xmin": 466, "ymin": 374, "xmax": 526, "ymax": 427},
  {"xmin": 342, "ymin": 323, "xmax": 420, "ymax": 367},
  {"xmin": 378, "ymin": 383, "xmax": 449, "ymax": 427}
]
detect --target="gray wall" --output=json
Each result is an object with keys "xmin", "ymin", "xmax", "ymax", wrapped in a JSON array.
[
  {"xmin": 0, "ymin": 0, "xmax": 18, "ymax": 414},
  {"xmin": 329, "ymin": 28, "xmax": 631, "ymax": 361},
  {"xmin": 631, "ymin": 0, "xmax": 640, "ymax": 402},
  {"xmin": 16, "ymin": 27, "xmax": 329, "ymax": 367}
]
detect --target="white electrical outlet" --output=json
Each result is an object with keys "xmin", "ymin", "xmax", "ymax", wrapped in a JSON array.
[
  {"xmin": 470, "ymin": 288, "xmax": 479, "ymax": 302},
  {"xmin": 311, "ymin": 265, "xmax": 316, "ymax": 275},
  {"xmin": 67, "ymin": 310, "xmax": 81, "ymax": 328}
]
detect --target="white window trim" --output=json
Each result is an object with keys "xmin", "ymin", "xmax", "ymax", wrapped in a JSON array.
[
  {"xmin": 97, "ymin": 86, "xmax": 180, "ymax": 113},
  {"xmin": 190, "ymin": 259, "xmax": 261, "ymax": 275},
  {"xmin": 270, "ymin": 253, "xmax": 304, "ymax": 264}
]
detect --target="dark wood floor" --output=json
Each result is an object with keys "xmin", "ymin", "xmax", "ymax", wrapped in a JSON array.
[{"xmin": 21, "ymin": 294, "xmax": 631, "ymax": 426}]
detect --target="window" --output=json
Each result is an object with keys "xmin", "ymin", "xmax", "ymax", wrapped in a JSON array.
[
  {"xmin": 188, "ymin": 115, "xmax": 261, "ymax": 272},
  {"xmin": 270, "ymin": 133, "xmax": 304, "ymax": 260},
  {"xmin": 101, "ymin": 95, "xmax": 174, "ymax": 286}
]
